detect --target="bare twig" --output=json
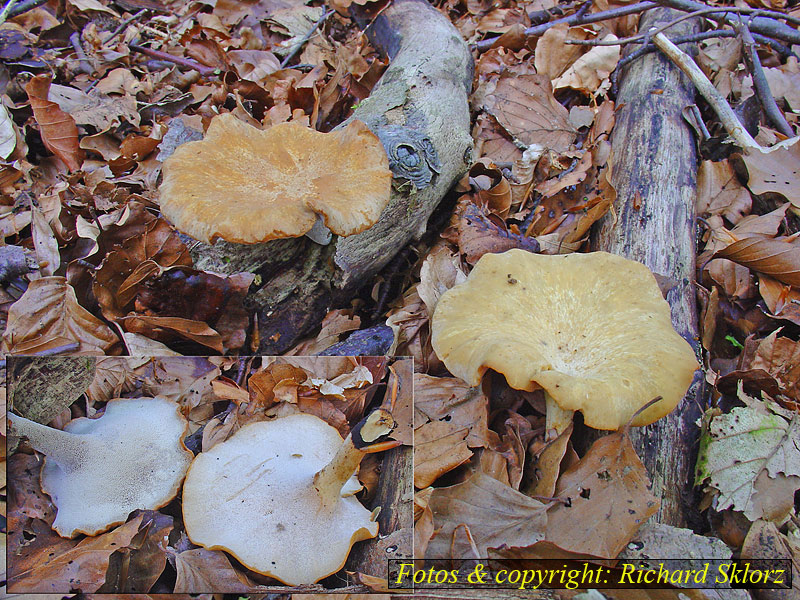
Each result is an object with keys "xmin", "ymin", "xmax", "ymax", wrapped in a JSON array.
[
  {"xmin": 528, "ymin": 2, "xmax": 580, "ymax": 25},
  {"xmin": 102, "ymin": 9, "xmax": 148, "ymax": 45},
  {"xmin": 475, "ymin": 1, "xmax": 657, "ymax": 52},
  {"xmin": 735, "ymin": 16, "xmax": 794, "ymax": 138},
  {"xmin": 612, "ymin": 29, "xmax": 795, "ymax": 95},
  {"xmin": 0, "ymin": 0, "xmax": 20, "ymax": 26},
  {"xmin": 129, "ymin": 43, "xmax": 218, "ymax": 77},
  {"xmin": 652, "ymin": 31, "xmax": 761, "ymax": 150},
  {"xmin": 70, "ymin": 32, "xmax": 93, "ymax": 74},
  {"xmin": 280, "ymin": 9, "xmax": 335, "ymax": 68},
  {"xmin": 567, "ymin": 6, "xmax": 785, "ymax": 46},
  {"xmin": 659, "ymin": 0, "xmax": 800, "ymax": 45},
  {"xmin": 7, "ymin": 0, "xmax": 45, "ymax": 18}
]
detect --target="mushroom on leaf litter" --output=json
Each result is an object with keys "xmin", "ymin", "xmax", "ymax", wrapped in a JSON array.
[
  {"xmin": 158, "ymin": 114, "xmax": 393, "ymax": 244},
  {"xmin": 431, "ymin": 249, "xmax": 699, "ymax": 432},
  {"xmin": 182, "ymin": 409, "xmax": 394, "ymax": 585},
  {"xmin": 7, "ymin": 397, "xmax": 193, "ymax": 538}
]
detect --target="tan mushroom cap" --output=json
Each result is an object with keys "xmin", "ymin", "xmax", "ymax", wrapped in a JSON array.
[
  {"xmin": 8, "ymin": 397, "xmax": 193, "ymax": 538},
  {"xmin": 182, "ymin": 413, "xmax": 378, "ymax": 585},
  {"xmin": 431, "ymin": 249, "xmax": 699, "ymax": 429},
  {"xmin": 159, "ymin": 114, "xmax": 393, "ymax": 244}
]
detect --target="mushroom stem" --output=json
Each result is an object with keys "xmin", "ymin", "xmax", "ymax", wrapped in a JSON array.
[
  {"xmin": 544, "ymin": 392, "xmax": 574, "ymax": 439},
  {"xmin": 7, "ymin": 412, "xmax": 95, "ymax": 469},
  {"xmin": 313, "ymin": 409, "xmax": 394, "ymax": 505}
]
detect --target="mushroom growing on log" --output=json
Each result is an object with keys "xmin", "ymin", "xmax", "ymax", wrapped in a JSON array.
[{"xmin": 180, "ymin": 0, "xmax": 474, "ymax": 353}]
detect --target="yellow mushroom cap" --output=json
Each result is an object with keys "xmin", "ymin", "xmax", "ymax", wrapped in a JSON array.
[
  {"xmin": 431, "ymin": 249, "xmax": 699, "ymax": 429},
  {"xmin": 8, "ymin": 397, "xmax": 193, "ymax": 538},
  {"xmin": 181, "ymin": 413, "xmax": 379, "ymax": 585},
  {"xmin": 158, "ymin": 114, "xmax": 393, "ymax": 244}
]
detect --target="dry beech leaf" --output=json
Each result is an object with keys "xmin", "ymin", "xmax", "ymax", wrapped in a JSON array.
[
  {"xmin": 8, "ymin": 513, "xmax": 144, "ymax": 593},
  {"xmin": 483, "ymin": 72, "xmax": 577, "ymax": 153},
  {"xmin": 414, "ymin": 420, "xmax": 473, "ymax": 488},
  {"xmin": 387, "ymin": 358, "xmax": 413, "ymax": 445},
  {"xmin": 534, "ymin": 24, "xmax": 589, "ymax": 81},
  {"xmin": 140, "ymin": 357, "xmax": 221, "ymax": 412},
  {"xmin": 712, "ymin": 237, "xmax": 800, "ymax": 287},
  {"xmin": 104, "ymin": 511, "xmax": 174, "ymax": 593},
  {"xmin": 751, "ymin": 331, "xmax": 800, "ymax": 400},
  {"xmin": 3, "ymin": 277, "xmax": 118, "ymax": 354},
  {"xmin": 758, "ymin": 275, "xmax": 800, "ymax": 326},
  {"xmin": 696, "ymin": 400, "xmax": 800, "ymax": 520},
  {"xmin": 123, "ymin": 315, "xmax": 224, "ymax": 353},
  {"xmin": 545, "ymin": 430, "xmax": 659, "ymax": 558},
  {"xmin": 697, "ymin": 159, "xmax": 752, "ymax": 224},
  {"xmin": 171, "ymin": 547, "xmax": 257, "ymax": 593},
  {"xmin": 742, "ymin": 142, "xmax": 800, "ymax": 206},
  {"xmin": 47, "ymin": 84, "xmax": 140, "ymax": 130},
  {"xmin": 413, "ymin": 374, "xmax": 489, "ymax": 447},
  {"xmin": 0, "ymin": 103, "xmax": 16, "ymax": 159},
  {"xmin": 287, "ymin": 308, "xmax": 361, "ymax": 355},
  {"xmin": 552, "ymin": 34, "xmax": 621, "ymax": 93},
  {"xmin": 24, "ymin": 76, "xmax": 84, "ymax": 171},
  {"xmin": 426, "ymin": 471, "xmax": 547, "ymax": 558}
]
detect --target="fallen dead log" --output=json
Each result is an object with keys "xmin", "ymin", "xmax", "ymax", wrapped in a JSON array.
[
  {"xmin": 190, "ymin": 0, "xmax": 474, "ymax": 353},
  {"xmin": 590, "ymin": 8, "xmax": 704, "ymax": 527}
]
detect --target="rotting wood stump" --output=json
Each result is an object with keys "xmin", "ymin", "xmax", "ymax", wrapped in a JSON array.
[
  {"xmin": 189, "ymin": 0, "xmax": 474, "ymax": 353},
  {"xmin": 591, "ymin": 8, "xmax": 704, "ymax": 528}
]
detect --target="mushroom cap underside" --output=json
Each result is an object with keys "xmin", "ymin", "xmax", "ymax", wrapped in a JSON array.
[
  {"xmin": 159, "ymin": 114, "xmax": 393, "ymax": 244},
  {"xmin": 181, "ymin": 413, "xmax": 378, "ymax": 585},
  {"xmin": 431, "ymin": 249, "xmax": 699, "ymax": 429},
  {"xmin": 39, "ymin": 397, "xmax": 193, "ymax": 537}
]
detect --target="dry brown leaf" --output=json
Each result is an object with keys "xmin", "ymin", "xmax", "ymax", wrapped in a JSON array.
[
  {"xmin": 3, "ymin": 277, "xmax": 118, "ymax": 354},
  {"xmin": 387, "ymin": 358, "xmax": 413, "ymax": 445},
  {"xmin": 104, "ymin": 511, "xmax": 174, "ymax": 593},
  {"xmin": 123, "ymin": 315, "xmax": 223, "ymax": 353},
  {"xmin": 483, "ymin": 72, "xmax": 576, "ymax": 153},
  {"xmin": 534, "ymin": 24, "xmax": 589, "ymax": 81},
  {"xmin": 171, "ymin": 547, "xmax": 257, "ymax": 593},
  {"xmin": 713, "ymin": 236, "xmax": 800, "ymax": 287},
  {"xmin": 426, "ymin": 471, "xmax": 547, "ymax": 558},
  {"xmin": 140, "ymin": 357, "xmax": 221, "ymax": 412},
  {"xmin": 545, "ymin": 430, "xmax": 659, "ymax": 558},
  {"xmin": 413, "ymin": 374, "xmax": 489, "ymax": 448},
  {"xmin": 25, "ymin": 76, "xmax": 84, "ymax": 171},
  {"xmin": 414, "ymin": 420, "xmax": 472, "ymax": 488},
  {"xmin": 47, "ymin": 83, "xmax": 140, "ymax": 130},
  {"xmin": 552, "ymin": 34, "xmax": 620, "ymax": 93},
  {"xmin": 758, "ymin": 275, "xmax": 800, "ymax": 326},
  {"xmin": 8, "ymin": 514, "xmax": 145, "ymax": 593},
  {"xmin": 751, "ymin": 331, "xmax": 800, "ymax": 400},
  {"xmin": 417, "ymin": 243, "xmax": 467, "ymax": 318},
  {"xmin": 742, "ymin": 142, "xmax": 800, "ymax": 207},
  {"xmin": 697, "ymin": 160, "xmax": 752, "ymax": 224},
  {"xmin": 286, "ymin": 309, "xmax": 361, "ymax": 355}
]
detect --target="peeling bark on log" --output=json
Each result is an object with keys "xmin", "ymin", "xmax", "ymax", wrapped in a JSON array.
[
  {"xmin": 191, "ymin": 0, "xmax": 473, "ymax": 353},
  {"xmin": 590, "ymin": 8, "xmax": 704, "ymax": 527}
]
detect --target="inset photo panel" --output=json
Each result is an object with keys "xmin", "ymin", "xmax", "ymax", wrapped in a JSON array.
[{"xmin": 5, "ymin": 355, "xmax": 412, "ymax": 594}]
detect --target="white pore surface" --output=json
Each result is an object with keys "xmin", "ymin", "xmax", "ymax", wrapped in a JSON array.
[
  {"xmin": 182, "ymin": 413, "xmax": 378, "ymax": 585},
  {"xmin": 41, "ymin": 397, "xmax": 192, "ymax": 537}
]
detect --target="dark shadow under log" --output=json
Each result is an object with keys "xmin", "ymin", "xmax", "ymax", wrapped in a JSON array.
[
  {"xmin": 590, "ymin": 8, "xmax": 704, "ymax": 527},
  {"xmin": 191, "ymin": 0, "xmax": 474, "ymax": 353}
]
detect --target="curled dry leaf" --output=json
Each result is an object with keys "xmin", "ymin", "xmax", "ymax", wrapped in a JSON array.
[
  {"xmin": 24, "ymin": 76, "xmax": 84, "ymax": 172},
  {"xmin": 740, "ymin": 519, "xmax": 800, "ymax": 600},
  {"xmin": 751, "ymin": 331, "xmax": 800, "ymax": 401},
  {"xmin": 3, "ymin": 277, "xmax": 118, "ymax": 354},
  {"xmin": 171, "ymin": 547, "xmax": 258, "ymax": 593},
  {"xmin": 545, "ymin": 429, "xmax": 659, "ymax": 559},
  {"xmin": 712, "ymin": 236, "xmax": 800, "ymax": 287},
  {"xmin": 414, "ymin": 420, "xmax": 473, "ymax": 488},
  {"xmin": 426, "ymin": 471, "xmax": 548, "ymax": 558},
  {"xmin": 697, "ymin": 159, "xmax": 752, "ymax": 224},
  {"xmin": 552, "ymin": 34, "xmax": 621, "ymax": 93},
  {"xmin": 758, "ymin": 275, "xmax": 800, "ymax": 327}
]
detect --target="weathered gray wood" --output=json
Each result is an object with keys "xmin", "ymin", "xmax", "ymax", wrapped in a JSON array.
[
  {"xmin": 590, "ymin": 8, "xmax": 703, "ymax": 527},
  {"xmin": 192, "ymin": 0, "xmax": 473, "ymax": 353}
]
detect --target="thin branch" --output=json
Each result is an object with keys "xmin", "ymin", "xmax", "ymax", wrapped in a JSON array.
[
  {"xmin": 129, "ymin": 43, "xmax": 218, "ymax": 77},
  {"xmin": 474, "ymin": 1, "xmax": 657, "ymax": 52},
  {"xmin": 567, "ymin": 6, "xmax": 787, "ymax": 46},
  {"xmin": 735, "ymin": 16, "xmax": 794, "ymax": 138},
  {"xmin": 651, "ymin": 31, "xmax": 761, "ymax": 151},
  {"xmin": 102, "ymin": 9, "xmax": 148, "ymax": 45},
  {"xmin": 527, "ymin": 2, "xmax": 580, "ymax": 25},
  {"xmin": 70, "ymin": 31, "xmax": 93, "ymax": 74},
  {"xmin": 659, "ymin": 0, "xmax": 800, "ymax": 45},
  {"xmin": 0, "ymin": 0, "xmax": 20, "ymax": 26},
  {"xmin": 280, "ymin": 8, "xmax": 334, "ymax": 68},
  {"xmin": 7, "ymin": 0, "xmax": 45, "ymax": 17}
]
